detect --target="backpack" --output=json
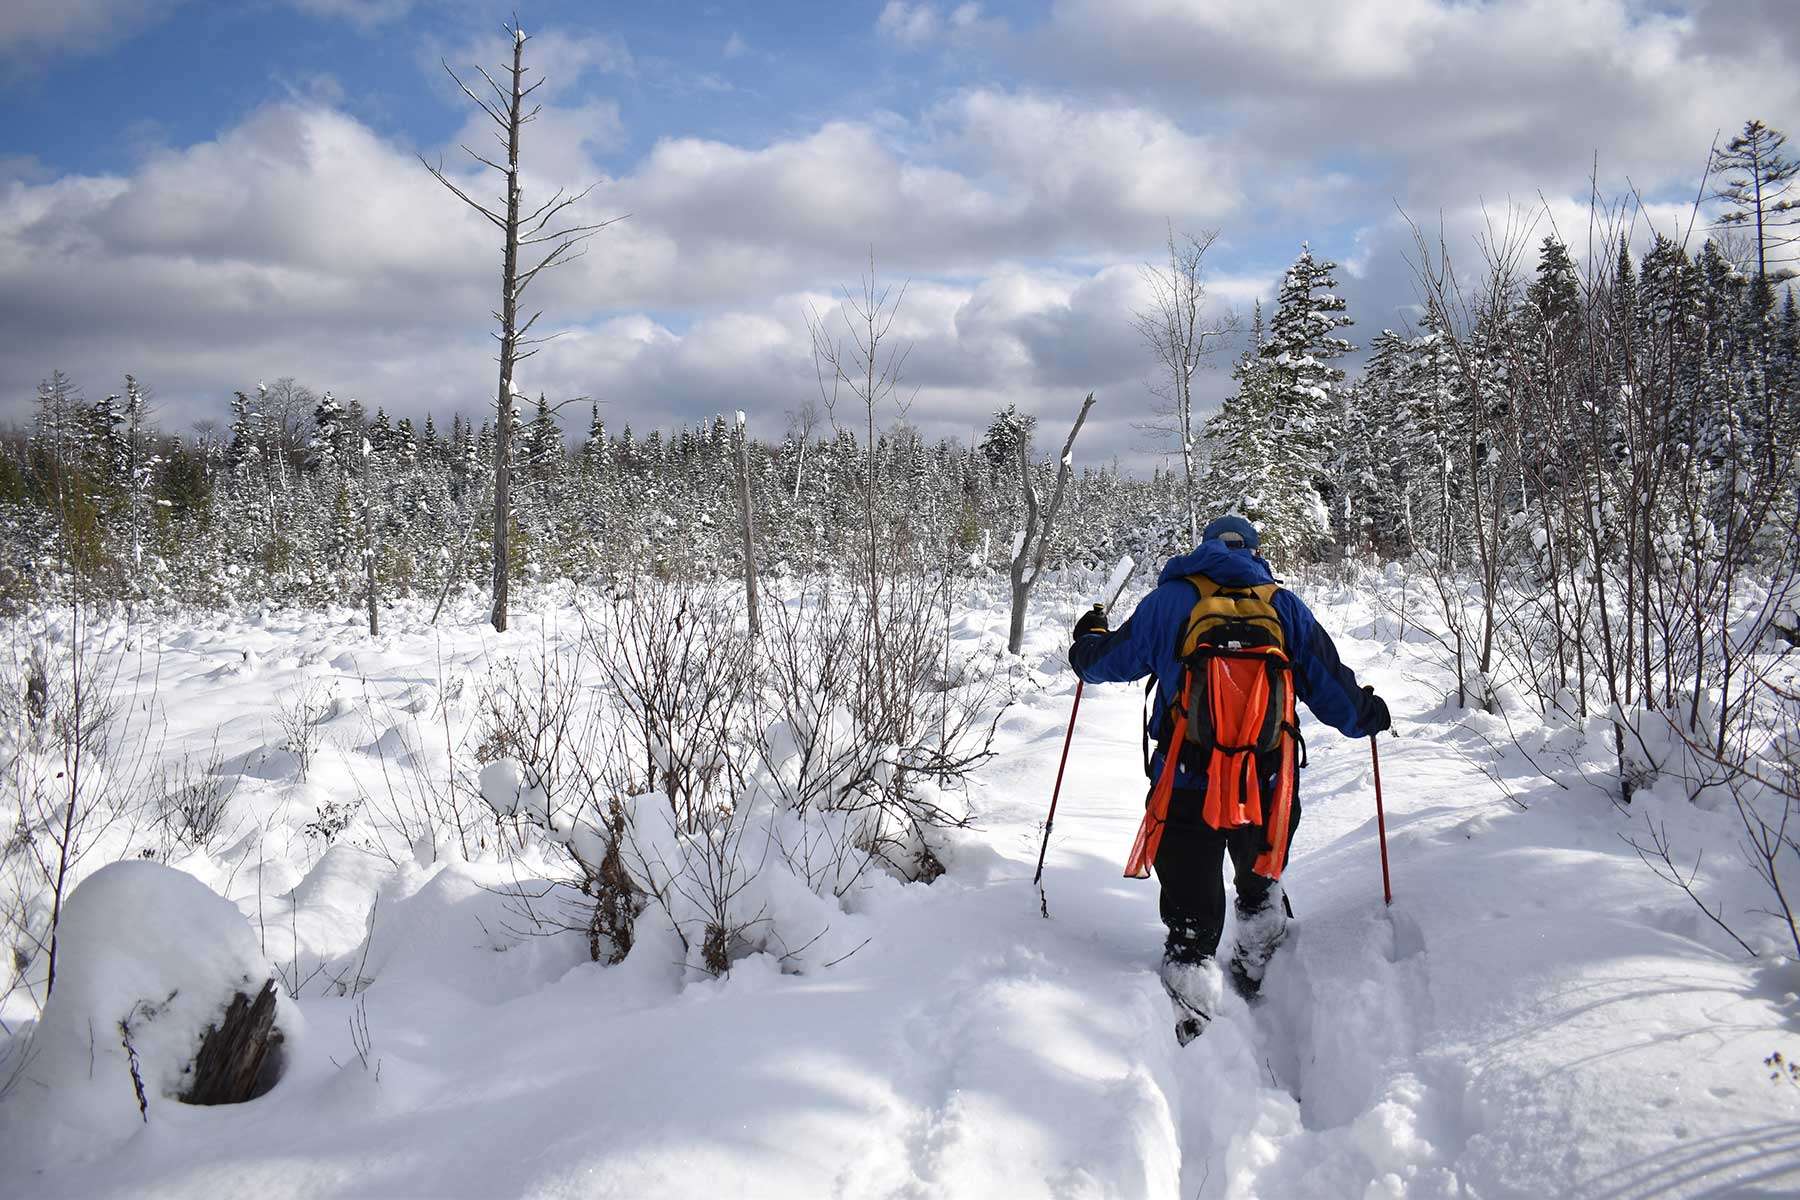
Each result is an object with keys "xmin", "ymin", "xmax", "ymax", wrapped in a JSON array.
[{"xmin": 1123, "ymin": 575, "xmax": 1303, "ymax": 882}]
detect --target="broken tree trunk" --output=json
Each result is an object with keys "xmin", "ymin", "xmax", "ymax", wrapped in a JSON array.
[{"xmin": 181, "ymin": 977, "xmax": 283, "ymax": 1105}]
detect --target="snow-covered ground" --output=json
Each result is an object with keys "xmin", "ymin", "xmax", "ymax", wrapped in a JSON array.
[{"xmin": 3, "ymin": 579, "xmax": 1797, "ymax": 1199}]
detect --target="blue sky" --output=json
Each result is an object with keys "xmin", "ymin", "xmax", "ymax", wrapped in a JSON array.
[{"xmin": 2, "ymin": 0, "xmax": 1795, "ymax": 462}]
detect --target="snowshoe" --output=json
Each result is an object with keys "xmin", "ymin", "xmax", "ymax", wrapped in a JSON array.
[
  {"xmin": 1229, "ymin": 889, "xmax": 1289, "ymax": 1000},
  {"xmin": 1227, "ymin": 956, "xmax": 1261, "ymax": 1001},
  {"xmin": 1160, "ymin": 956, "xmax": 1222, "ymax": 1046}
]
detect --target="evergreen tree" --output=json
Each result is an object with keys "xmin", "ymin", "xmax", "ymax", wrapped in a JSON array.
[
  {"xmin": 369, "ymin": 407, "xmax": 394, "ymax": 456},
  {"xmin": 584, "ymin": 404, "xmax": 607, "ymax": 469},
  {"xmin": 979, "ymin": 404, "xmax": 1036, "ymax": 475},
  {"xmin": 1776, "ymin": 288, "xmax": 1800, "ymax": 449},
  {"xmin": 1526, "ymin": 236, "xmax": 1583, "ymax": 371},
  {"xmin": 526, "ymin": 395, "xmax": 562, "ymax": 478},
  {"xmin": 1611, "ymin": 240, "xmax": 1639, "ymax": 368},
  {"xmin": 1255, "ymin": 247, "xmax": 1354, "ymax": 558},
  {"xmin": 394, "ymin": 417, "xmax": 418, "ymax": 467},
  {"xmin": 1201, "ymin": 304, "xmax": 1279, "ymax": 542},
  {"xmin": 310, "ymin": 392, "xmax": 349, "ymax": 472},
  {"xmin": 87, "ymin": 391, "xmax": 128, "ymax": 493},
  {"xmin": 1710, "ymin": 118, "xmax": 1799, "ymax": 285},
  {"xmin": 228, "ymin": 391, "xmax": 261, "ymax": 473}
]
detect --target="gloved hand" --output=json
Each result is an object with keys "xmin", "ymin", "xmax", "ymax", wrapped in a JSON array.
[
  {"xmin": 1361, "ymin": 685, "xmax": 1392, "ymax": 735},
  {"xmin": 1072, "ymin": 604, "xmax": 1109, "ymax": 644}
]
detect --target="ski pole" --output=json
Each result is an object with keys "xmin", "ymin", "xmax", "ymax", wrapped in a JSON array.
[
  {"xmin": 1033, "ymin": 679, "xmax": 1084, "ymax": 894},
  {"xmin": 1371, "ymin": 735, "xmax": 1393, "ymax": 906},
  {"xmin": 1035, "ymin": 557, "xmax": 1135, "ymax": 917}
]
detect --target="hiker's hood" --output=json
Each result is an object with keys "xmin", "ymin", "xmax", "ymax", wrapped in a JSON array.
[{"xmin": 1157, "ymin": 539, "xmax": 1277, "ymax": 588}]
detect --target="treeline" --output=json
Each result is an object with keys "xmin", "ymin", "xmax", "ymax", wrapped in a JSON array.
[{"xmin": 0, "ymin": 374, "xmax": 1186, "ymax": 612}]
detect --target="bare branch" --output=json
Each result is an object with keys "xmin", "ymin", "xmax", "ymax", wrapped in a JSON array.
[
  {"xmin": 418, "ymin": 156, "xmax": 506, "ymax": 228},
  {"xmin": 443, "ymin": 62, "xmax": 508, "ymax": 132}
]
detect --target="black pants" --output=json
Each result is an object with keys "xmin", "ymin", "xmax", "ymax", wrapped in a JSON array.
[{"xmin": 1153, "ymin": 783, "xmax": 1302, "ymax": 963}]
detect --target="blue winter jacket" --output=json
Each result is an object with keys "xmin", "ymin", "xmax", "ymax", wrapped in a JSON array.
[{"xmin": 1069, "ymin": 539, "xmax": 1380, "ymax": 790}]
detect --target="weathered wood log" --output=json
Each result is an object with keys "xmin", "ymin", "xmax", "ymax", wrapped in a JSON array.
[{"xmin": 181, "ymin": 978, "xmax": 282, "ymax": 1105}]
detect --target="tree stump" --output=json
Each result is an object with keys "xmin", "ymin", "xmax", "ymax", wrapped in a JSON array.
[{"xmin": 181, "ymin": 978, "xmax": 283, "ymax": 1105}]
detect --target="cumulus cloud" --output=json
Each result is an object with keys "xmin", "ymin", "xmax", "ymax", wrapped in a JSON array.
[
  {"xmin": 0, "ymin": 0, "xmax": 182, "ymax": 62},
  {"xmin": 0, "ymin": 93, "xmax": 1230, "ymax": 462},
  {"xmin": 1025, "ymin": 0, "xmax": 1799, "ymax": 206},
  {"xmin": 8, "ymin": 0, "xmax": 1791, "ymax": 473},
  {"xmin": 613, "ymin": 92, "xmax": 1237, "ymax": 294}
]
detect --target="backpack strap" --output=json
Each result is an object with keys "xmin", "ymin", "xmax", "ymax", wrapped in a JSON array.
[{"xmin": 1141, "ymin": 676, "xmax": 1156, "ymax": 779}]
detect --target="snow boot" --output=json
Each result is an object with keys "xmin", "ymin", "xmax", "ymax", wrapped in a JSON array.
[
  {"xmin": 1160, "ymin": 955, "xmax": 1223, "ymax": 1046},
  {"xmin": 1229, "ymin": 887, "xmax": 1288, "ymax": 999}
]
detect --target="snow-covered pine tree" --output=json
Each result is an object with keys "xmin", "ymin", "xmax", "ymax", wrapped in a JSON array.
[
  {"xmin": 1200, "ymin": 301, "xmax": 1277, "ymax": 537},
  {"xmin": 1357, "ymin": 329, "xmax": 1418, "ymax": 556},
  {"xmin": 1255, "ymin": 247, "xmax": 1354, "ymax": 559},
  {"xmin": 309, "ymin": 392, "xmax": 348, "ymax": 473},
  {"xmin": 369, "ymin": 407, "xmax": 393, "ymax": 456}
]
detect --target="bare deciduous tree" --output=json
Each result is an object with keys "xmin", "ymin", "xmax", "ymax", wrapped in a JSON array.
[
  {"xmin": 807, "ymin": 254, "xmax": 914, "ymax": 631},
  {"xmin": 422, "ymin": 20, "xmax": 622, "ymax": 632},
  {"xmin": 1133, "ymin": 226, "xmax": 1236, "ymax": 545}
]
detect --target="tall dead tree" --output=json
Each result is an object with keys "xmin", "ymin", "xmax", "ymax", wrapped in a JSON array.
[
  {"xmin": 360, "ymin": 433, "xmax": 379, "ymax": 637},
  {"xmin": 1007, "ymin": 393, "xmax": 1097, "ymax": 655},
  {"xmin": 422, "ymin": 21, "xmax": 621, "ymax": 632},
  {"xmin": 734, "ymin": 410, "xmax": 760, "ymax": 639},
  {"xmin": 1133, "ymin": 226, "xmax": 1234, "ymax": 545}
]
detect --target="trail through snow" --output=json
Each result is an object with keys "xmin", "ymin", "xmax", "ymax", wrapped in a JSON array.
[{"xmin": 4, "ymin": 586, "xmax": 1797, "ymax": 1198}]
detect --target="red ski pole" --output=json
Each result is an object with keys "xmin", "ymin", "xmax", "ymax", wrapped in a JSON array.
[
  {"xmin": 1035, "ymin": 560, "xmax": 1135, "ymax": 917},
  {"xmin": 1033, "ymin": 681, "xmax": 1084, "ymax": 904},
  {"xmin": 1371, "ymin": 735, "xmax": 1393, "ymax": 906}
]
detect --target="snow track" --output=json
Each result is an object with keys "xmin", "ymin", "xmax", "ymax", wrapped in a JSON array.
[
  {"xmin": 982, "ymin": 595, "xmax": 1798, "ymax": 1199},
  {"xmin": 4, "ymin": 589, "xmax": 1797, "ymax": 1198}
]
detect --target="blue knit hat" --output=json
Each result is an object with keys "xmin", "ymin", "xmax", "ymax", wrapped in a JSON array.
[{"xmin": 1202, "ymin": 513, "xmax": 1260, "ymax": 550}]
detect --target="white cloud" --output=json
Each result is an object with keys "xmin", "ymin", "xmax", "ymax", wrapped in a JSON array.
[
  {"xmin": 1027, "ymin": 0, "xmax": 1800, "ymax": 205},
  {"xmin": 0, "ymin": 0, "xmax": 181, "ymax": 61},
  {"xmin": 427, "ymin": 28, "xmax": 634, "ymax": 105},
  {"xmin": 13, "ymin": 0, "xmax": 1786, "ymax": 471},
  {"xmin": 878, "ymin": 2, "xmax": 941, "ymax": 47},
  {"xmin": 608, "ymin": 92, "xmax": 1238, "ymax": 295},
  {"xmin": 942, "ymin": 90, "xmax": 1239, "ymax": 227},
  {"xmin": 283, "ymin": 0, "xmax": 416, "ymax": 29},
  {"xmin": 0, "ymin": 96, "xmax": 1227, "ymax": 462},
  {"xmin": 723, "ymin": 32, "xmax": 748, "ymax": 59}
]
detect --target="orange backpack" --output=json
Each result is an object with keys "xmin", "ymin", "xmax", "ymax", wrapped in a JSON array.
[{"xmin": 1123, "ymin": 575, "xmax": 1302, "ymax": 881}]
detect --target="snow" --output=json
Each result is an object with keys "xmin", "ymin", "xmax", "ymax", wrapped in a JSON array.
[
  {"xmin": 0, "ymin": 862, "xmax": 297, "ymax": 1173},
  {"xmin": 1, "ymin": 582, "xmax": 1796, "ymax": 1198}
]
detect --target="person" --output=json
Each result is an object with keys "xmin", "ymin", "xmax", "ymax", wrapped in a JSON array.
[{"xmin": 1069, "ymin": 514, "xmax": 1390, "ymax": 1036}]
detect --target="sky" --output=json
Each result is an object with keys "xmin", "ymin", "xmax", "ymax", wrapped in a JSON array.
[{"xmin": 1, "ymin": 0, "xmax": 1796, "ymax": 465}]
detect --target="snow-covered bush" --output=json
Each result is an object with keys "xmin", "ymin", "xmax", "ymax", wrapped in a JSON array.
[
  {"xmin": 152, "ymin": 743, "xmax": 240, "ymax": 855},
  {"xmin": 469, "ymin": 574, "xmax": 1014, "ymax": 979}
]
